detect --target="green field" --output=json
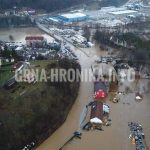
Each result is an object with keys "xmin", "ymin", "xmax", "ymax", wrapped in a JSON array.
[{"xmin": 0, "ymin": 65, "xmax": 14, "ymax": 84}]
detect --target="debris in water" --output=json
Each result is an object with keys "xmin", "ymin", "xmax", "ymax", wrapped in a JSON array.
[
  {"xmin": 135, "ymin": 93, "xmax": 143, "ymax": 101},
  {"xmin": 59, "ymin": 131, "xmax": 82, "ymax": 150}
]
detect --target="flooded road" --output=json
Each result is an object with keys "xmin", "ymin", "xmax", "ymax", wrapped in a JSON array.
[
  {"xmin": 0, "ymin": 27, "xmax": 149, "ymax": 150},
  {"xmin": 37, "ymin": 46, "xmax": 100, "ymax": 150}
]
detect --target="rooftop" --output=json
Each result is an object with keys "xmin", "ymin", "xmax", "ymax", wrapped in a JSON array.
[
  {"xmin": 109, "ymin": 10, "xmax": 137, "ymax": 15},
  {"xmin": 94, "ymin": 81, "xmax": 107, "ymax": 93},
  {"xmin": 60, "ymin": 13, "xmax": 87, "ymax": 19},
  {"xmin": 25, "ymin": 36, "xmax": 44, "ymax": 41},
  {"xmin": 90, "ymin": 101, "xmax": 103, "ymax": 121},
  {"xmin": 48, "ymin": 17, "xmax": 59, "ymax": 22}
]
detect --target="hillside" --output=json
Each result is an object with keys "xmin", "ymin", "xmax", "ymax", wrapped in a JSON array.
[
  {"xmin": 0, "ymin": 59, "xmax": 81, "ymax": 150},
  {"xmin": 0, "ymin": 0, "xmax": 128, "ymax": 12}
]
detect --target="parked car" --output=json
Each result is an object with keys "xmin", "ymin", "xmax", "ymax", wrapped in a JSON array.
[
  {"xmin": 101, "ymin": 57, "xmax": 107, "ymax": 63},
  {"xmin": 107, "ymin": 57, "xmax": 113, "ymax": 62}
]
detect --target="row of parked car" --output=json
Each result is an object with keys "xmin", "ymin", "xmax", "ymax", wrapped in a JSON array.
[
  {"xmin": 95, "ymin": 56, "xmax": 114, "ymax": 64},
  {"xmin": 128, "ymin": 122, "xmax": 146, "ymax": 150},
  {"xmin": 95, "ymin": 56, "xmax": 130, "ymax": 68},
  {"xmin": 57, "ymin": 45, "xmax": 78, "ymax": 61}
]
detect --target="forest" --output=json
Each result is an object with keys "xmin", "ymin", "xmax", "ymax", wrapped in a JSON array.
[
  {"xmin": 0, "ymin": 0, "xmax": 87, "ymax": 12},
  {"xmin": 94, "ymin": 30, "xmax": 150, "ymax": 71},
  {"xmin": 0, "ymin": 0, "xmax": 128, "ymax": 12},
  {"xmin": 0, "ymin": 16, "xmax": 34, "ymax": 27}
]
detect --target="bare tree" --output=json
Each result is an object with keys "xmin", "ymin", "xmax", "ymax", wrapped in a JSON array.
[
  {"xmin": 9, "ymin": 35, "xmax": 14, "ymax": 42},
  {"xmin": 83, "ymin": 25, "xmax": 91, "ymax": 42}
]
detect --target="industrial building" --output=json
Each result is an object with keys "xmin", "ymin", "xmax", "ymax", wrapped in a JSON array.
[{"xmin": 59, "ymin": 13, "xmax": 88, "ymax": 22}]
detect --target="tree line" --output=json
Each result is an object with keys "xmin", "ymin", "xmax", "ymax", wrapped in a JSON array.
[
  {"xmin": 93, "ymin": 30, "xmax": 150, "ymax": 71},
  {"xmin": 0, "ymin": 0, "xmax": 128, "ymax": 12},
  {"xmin": 0, "ymin": 0, "xmax": 86, "ymax": 12},
  {"xmin": 0, "ymin": 16, "xmax": 34, "ymax": 27}
]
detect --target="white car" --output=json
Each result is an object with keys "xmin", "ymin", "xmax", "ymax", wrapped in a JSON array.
[{"xmin": 102, "ymin": 58, "xmax": 107, "ymax": 63}]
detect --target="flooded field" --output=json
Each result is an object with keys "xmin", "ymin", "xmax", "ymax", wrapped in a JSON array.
[{"xmin": 0, "ymin": 27, "xmax": 54, "ymax": 43}]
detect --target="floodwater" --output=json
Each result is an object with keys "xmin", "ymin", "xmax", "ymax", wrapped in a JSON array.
[
  {"xmin": 0, "ymin": 27, "xmax": 149, "ymax": 150},
  {"xmin": 37, "ymin": 45, "xmax": 99, "ymax": 150},
  {"xmin": 37, "ymin": 45, "xmax": 150, "ymax": 150},
  {"xmin": 0, "ymin": 27, "xmax": 54, "ymax": 44}
]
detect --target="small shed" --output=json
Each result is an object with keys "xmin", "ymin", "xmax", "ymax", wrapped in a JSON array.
[{"xmin": 11, "ymin": 61, "xmax": 24, "ymax": 72}]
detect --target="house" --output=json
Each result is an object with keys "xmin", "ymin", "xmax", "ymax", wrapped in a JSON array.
[
  {"xmin": 90, "ymin": 101, "xmax": 103, "ymax": 128},
  {"xmin": 15, "ymin": 46, "xmax": 25, "ymax": 57},
  {"xmin": 25, "ymin": 36, "xmax": 46, "ymax": 47},
  {"xmin": 36, "ymin": 49, "xmax": 50, "ymax": 57},
  {"xmin": 27, "ymin": 9, "xmax": 36, "ymax": 15},
  {"xmin": 11, "ymin": 61, "xmax": 24, "ymax": 72},
  {"xmin": 94, "ymin": 81, "xmax": 107, "ymax": 100},
  {"xmin": 47, "ymin": 42, "xmax": 61, "ymax": 51}
]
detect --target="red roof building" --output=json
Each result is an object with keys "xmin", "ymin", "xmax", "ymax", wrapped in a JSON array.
[
  {"xmin": 25, "ymin": 36, "xmax": 44, "ymax": 41},
  {"xmin": 25, "ymin": 36, "xmax": 46, "ymax": 47},
  {"xmin": 11, "ymin": 61, "xmax": 24, "ymax": 72},
  {"xmin": 94, "ymin": 81, "xmax": 107, "ymax": 100}
]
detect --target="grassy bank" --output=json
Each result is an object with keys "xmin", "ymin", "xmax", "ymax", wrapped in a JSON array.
[
  {"xmin": 0, "ymin": 58, "xmax": 81, "ymax": 150},
  {"xmin": 0, "ymin": 64, "xmax": 14, "ymax": 85}
]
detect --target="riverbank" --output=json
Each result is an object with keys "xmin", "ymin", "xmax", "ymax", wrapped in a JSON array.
[{"xmin": 0, "ymin": 59, "xmax": 81, "ymax": 150}]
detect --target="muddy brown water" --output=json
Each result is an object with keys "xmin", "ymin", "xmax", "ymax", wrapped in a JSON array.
[
  {"xmin": 0, "ymin": 27, "xmax": 54, "ymax": 43},
  {"xmin": 37, "ymin": 47, "xmax": 150, "ymax": 149},
  {"xmin": 0, "ymin": 28, "xmax": 149, "ymax": 150},
  {"xmin": 37, "ymin": 48, "xmax": 150, "ymax": 150}
]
